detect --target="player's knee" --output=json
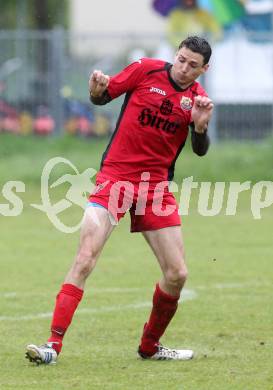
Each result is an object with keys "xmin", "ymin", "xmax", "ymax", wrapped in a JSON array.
[
  {"xmin": 165, "ymin": 267, "xmax": 188, "ymax": 289},
  {"xmin": 73, "ymin": 248, "xmax": 98, "ymax": 278}
]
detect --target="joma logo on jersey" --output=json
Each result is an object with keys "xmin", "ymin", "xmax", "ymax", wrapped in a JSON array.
[
  {"xmin": 138, "ymin": 108, "xmax": 179, "ymax": 134},
  {"xmin": 150, "ymin": 87, "xmax": 166, "ymax": 96}
]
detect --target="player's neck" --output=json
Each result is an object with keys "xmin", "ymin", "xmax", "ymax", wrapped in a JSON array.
[{"xmin": 170, "ymin": 67, "xmax": 193, "ymax": 90}]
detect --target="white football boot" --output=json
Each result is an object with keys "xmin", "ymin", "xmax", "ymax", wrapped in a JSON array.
[
  {"xmin": 138, "ymin": 344, "xmax": 194, "ymax": 361},
  {"xmin": 25, "ymin": 342, "xmax": 58, "ymax": 365}
]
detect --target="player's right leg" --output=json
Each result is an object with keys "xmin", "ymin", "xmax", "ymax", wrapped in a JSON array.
[{"xmin": 25, "ymin": 205, "xmax": 115, "ymax": 365}]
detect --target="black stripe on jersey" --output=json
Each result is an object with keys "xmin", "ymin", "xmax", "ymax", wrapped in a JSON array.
[
  {"xmin": 167, "ymin": 140, "xmax": 186, "ymax": 181},
  {"xmin": 100, "ymin": 91, "xmax": 132, "ymax": 169},
  {"xmin": 165, "ymin": 63, "xmax": 183, "ymax": 92},
  {"xmin": 146, "ymin": 62, "xmax": 192, "ymax": 92}
]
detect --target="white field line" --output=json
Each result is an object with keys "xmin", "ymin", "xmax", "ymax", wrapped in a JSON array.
[
  {"xmin": 1, "ymin": 292, "xmax": 17, "ymax": 298},
  {"xmin": 0, "ymin": 287, "xmax": 143, "ymax": 298},
  {"xmin": 0, "ymin": 289, "xmax": 197, "ymax": 322},
  {"xmin": 194, "ymin": 282, "xmax": 272, "ymax": 290},
  {"xmin": 0, "ymin": 281, "xmax": 269, "ymax": 300}
]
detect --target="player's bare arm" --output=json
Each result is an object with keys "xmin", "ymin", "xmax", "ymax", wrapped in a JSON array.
[
  {"xmin": 190, "ymin": 95, "xmax": 213, "ymax": 156},
  {"xmin": 89, "ymin": 70, "xmax": 111, "ymax": 105}
]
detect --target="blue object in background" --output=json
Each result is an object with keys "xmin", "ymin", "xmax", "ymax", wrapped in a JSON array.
[
  {"xmin": 197, "ymin": 0, "xmax": 214, "ymax": 12},
  {"xmin": 152, "ymin": 0, "xmax": 179, "ymax": 16},
  {"xmin": 242, "ymin": 13, "xmax": 272, "ymax": 32}
]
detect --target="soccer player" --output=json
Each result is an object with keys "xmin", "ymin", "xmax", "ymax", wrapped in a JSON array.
[{"xmin": 26, "ymin": 36, "xmax": 213, "ymax": 364}]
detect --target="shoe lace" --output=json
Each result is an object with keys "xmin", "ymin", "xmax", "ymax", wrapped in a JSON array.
[
  {"xmin": 40, "ymin": 342, "xmax": 57, "ymax": 350},
  {"xmin": 157, "ymin": 345, "xmax": 178, "ymax": 359}
]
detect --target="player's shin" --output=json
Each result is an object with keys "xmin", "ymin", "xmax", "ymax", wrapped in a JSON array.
[
  {"xmin": 47, "ymin": 283, "xmax": 83, "ymax": 354},
  {"xmin": 139, "ymin": 283, "xmax": 180, "ymax": 356}
]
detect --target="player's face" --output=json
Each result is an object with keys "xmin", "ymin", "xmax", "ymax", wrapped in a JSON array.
[{"xmin": 171, "ymin": 47, "xmax": 209, "ymax": 88}]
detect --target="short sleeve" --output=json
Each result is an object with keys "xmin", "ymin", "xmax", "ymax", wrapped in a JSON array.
[
  {"xmin": 194, "ymin": 82, "xmax": 208, "ymax": 97},
  {"xmin": 107, "ymin": 59, "xmax": 147, "ymax": 99}
]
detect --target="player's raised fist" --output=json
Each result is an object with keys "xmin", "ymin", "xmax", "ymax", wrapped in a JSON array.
[
  {"xmin": 191, "ymin": 95, "xmax": 214, "ymax": 133},
  {"xmin": 194, "ymin": 95, "xmax": 213, "ymax": 109},
  {"xmin": 89, "ymin": 70, "xmax": 110, "ymax": 98}
]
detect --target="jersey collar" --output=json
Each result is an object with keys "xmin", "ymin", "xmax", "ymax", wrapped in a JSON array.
[{"xmin": 165, "ymin": 63, "xmax": 194, "ymax": 92}]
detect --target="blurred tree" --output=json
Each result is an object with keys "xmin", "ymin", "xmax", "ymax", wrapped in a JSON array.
[
  {"xmin": 210, "ymin": 0, "xmax": 245, "ymax": 28},
  {"xmin": 32, "ymin": 0, "xmax": 69, "ymax": 30},
  {"xmin": 0, "ymin": 0, "xmax": 69, "ymax": 30},
  {"xmin": 0, "ymin": 1, "xmax": 69, "ymax": 126}
]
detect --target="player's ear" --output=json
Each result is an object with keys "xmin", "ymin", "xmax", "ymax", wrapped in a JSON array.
[{"xmin": 201, "ymin": 64, "xmax": 209, "ymax": 74}]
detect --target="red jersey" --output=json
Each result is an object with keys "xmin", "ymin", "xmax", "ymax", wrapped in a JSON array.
[{"xmin": 98, "ymin": 58, "xmax": 207, "ymax": 183}]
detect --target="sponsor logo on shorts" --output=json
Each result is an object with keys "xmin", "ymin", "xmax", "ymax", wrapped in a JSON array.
[{"xmin": 92, "ymin": 182, "xmax": 109, "ymax": 195}]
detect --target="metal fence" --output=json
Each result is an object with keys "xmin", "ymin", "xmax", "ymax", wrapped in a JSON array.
[{"xmin": 0, "ymin": 29, "xmax": 273, "ymax": 140}]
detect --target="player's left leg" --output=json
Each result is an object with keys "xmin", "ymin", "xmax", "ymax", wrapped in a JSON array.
[
  {"xmin": 25, "ymin": 206, "xmax": 115, "ymax": 365},
  {"xmin": 138, "ymin": 226, "xmax": 193, "ymax": 360}
]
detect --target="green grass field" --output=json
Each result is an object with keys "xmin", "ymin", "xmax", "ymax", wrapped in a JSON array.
[{"xmin": 0, "ymin": 134, "xmax": 272, "ymax": 390}]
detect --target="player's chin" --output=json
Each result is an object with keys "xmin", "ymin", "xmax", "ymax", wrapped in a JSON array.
[{"xmin": 178, "ymin": 74, "xmax": 187, "ymax": 83}]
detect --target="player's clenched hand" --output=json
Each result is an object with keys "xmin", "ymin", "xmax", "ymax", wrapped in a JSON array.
[
  {"xmin": 89, "ymin": 70, "xmax": 110, "ymax": 98},
  {"xmin": 191, "ymin": 95, "xmax": 214, "ymax": 133}
]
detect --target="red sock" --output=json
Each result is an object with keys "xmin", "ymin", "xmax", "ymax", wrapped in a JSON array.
[
  {"xmin": 139, "ymin": 283, "xmax": 180, "ymax": 356},
  {"xmin": 47, "ymin": 283, "xmax": 83, "ymax": 354}
]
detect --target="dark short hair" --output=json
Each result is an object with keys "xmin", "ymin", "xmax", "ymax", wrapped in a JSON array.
[{"xmin": 178, "ymin": 36, "xmax": 212, "ymax": 65}]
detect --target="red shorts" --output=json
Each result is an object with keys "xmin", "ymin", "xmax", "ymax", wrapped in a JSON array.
[{"xmin": 88, "ymin": 174, "xmax": 181, "ymax": 232}]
